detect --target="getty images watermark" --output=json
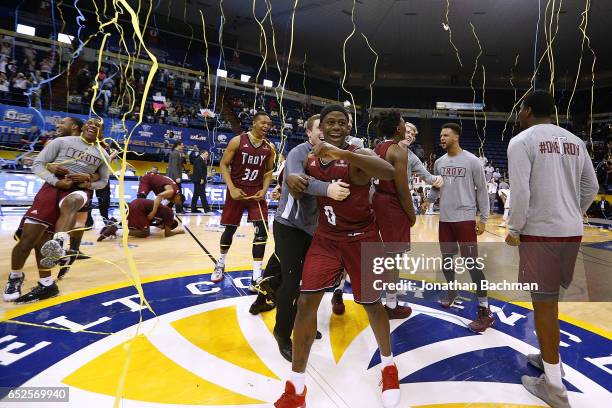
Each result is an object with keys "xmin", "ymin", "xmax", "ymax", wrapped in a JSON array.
[{"xmin": 369, "ymin": 252, "xmax": 539, "ymax": 292}]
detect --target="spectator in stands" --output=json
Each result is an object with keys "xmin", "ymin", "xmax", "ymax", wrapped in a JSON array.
[
  {"xmin": 11, "ymin": 73, "xmax": 30, "ymax": 105},
  {"xmin": 193, "ymin": 78, "xmax": 201, "ymax": 100},
  {"xmin": 498, "ymin": 179, "xmax": 510, "ymax": 191},
  {"xmin": 181, "ymin": 78, "xmax": 190, "ymax": 97},
  {"xmin": 23, "ymin": 44, "xmax": 36, "ymax": 72},
  {"xmin": 493, "ymin": 167, "xmax": 502, "ymax": 180},
  {"xmin": 150, "ymin": 166, "xmax": 159, "ymax": 174},
  {"xmin": 487, "ymin": 179, "xmax": 498, "ymax": 214},
  {"xmin": 0, "ymin": 37, "xmax": 13, "ymax": 56},
  {"xmin": 0, "ymin": 73, "xmax": 9, "ymax": 101},
  {"xmin": 485, "ymin": 162, "xmax": 494, "ymax": 181}
]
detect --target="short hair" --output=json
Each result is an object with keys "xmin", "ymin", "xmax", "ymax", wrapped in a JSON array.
[
  {"xmin": 305, "ymin": 114, "xmax": 320, "ymax": 131},
  {"xmin": 319, "ymin": 105, "xmax": 349, "ymax": 122},
  {"xmin": 253, "ymin": 111, "xmax": 270, "ymax": 121},
  {"xmin": 172, "ymin": 140, "xmax": 183, "ymax": 149},
  {"xmin": 69, "ymin": 117, "xmax": 83, "ymax": 131},
  {"xmin": 441, "ymin": 122, "xmax": 462, "ymax": 136},
  {"xmin": 522, "ymin": 90, "xmax": 555, "ymax": 118},
  {"xmin": 377, "ymin": 110, "xmax": 402, "ymax": 136}
]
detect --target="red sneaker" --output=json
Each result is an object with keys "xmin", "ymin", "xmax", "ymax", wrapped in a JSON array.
[
  {"xmin": 385, "ymin": 304, "xmax": 412, "ymax": 320},
  {"xmin": 331, "ymin": 289, "xmax": 345, "ymax": 315},
  {"xmin": 380, "ymin": 364, "xmax": 400, "ymax": 408},
  {"xmin": 468, "ymin": 306, "xmax": 495, "ymax": 333},
  {"xmin": 275, "ymin": 381, "xmax": 306, "ymax": 408}
]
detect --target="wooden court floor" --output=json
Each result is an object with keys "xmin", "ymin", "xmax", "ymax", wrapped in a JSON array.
[{"xmin": 1, "ymin": 209, "xmax": 611, "ymax": 333}]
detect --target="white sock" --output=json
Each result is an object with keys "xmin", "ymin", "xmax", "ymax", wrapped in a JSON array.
[
  {"xmin": 39, "ymin": 276, "xmax": 54, "ymax": 287},
  {"xmin": 385, "ymin": 292, "xmax": 397, "ymax": 309},
  {"xmin": 290, "ymin": 371, "xmax": 305, "ymax": 394},
  {"xmin": 337, "ymin": 274, "xmax": 347, "ymax": 290},
  {"xmin": 10, "ymin": 270, "xmax": 24, "ymax": 279},
  {"xmin": 217, "ymin": 253, "xmax": 226, "ymax": 266},
  {"xmin": 53, "ymin": 232, "xmax": 70, "ymax": 249},
  {"xmin": 543, "ymin": 359, "xmax": 563, "ymax": 389},
  {"xmin": 252, "ymin": 261, "xmax": 263, "ymax": 281},
  {"xmin": 478, "ymin": 297, "xmax": 488, "ymax": 308},
  {"xmin": 380, "ymin": 353, "xmax": 394, "ymax": 368}
]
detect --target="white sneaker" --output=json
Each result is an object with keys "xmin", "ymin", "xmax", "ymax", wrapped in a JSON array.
[
  {"xmin": 4, "ymin": 275, "xmax": 24, "ymax": 301},
  {"xmin": 211, "ymin": 264, "xmax": 224, "ymax": 282},
  {"xmin": 498, "ymin": 222, "xmax": 507, "ymax": 228}
]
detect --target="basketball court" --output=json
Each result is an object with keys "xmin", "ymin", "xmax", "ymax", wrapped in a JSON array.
[{"xmin": 1, "ymin": 209, "xmax": 610, "ymax": 407}]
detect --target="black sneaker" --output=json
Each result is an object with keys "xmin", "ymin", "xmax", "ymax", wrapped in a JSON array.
[
  {"xmin": 58, "ymin": 250, "xmax": 79, "ymax": 280},
  {"xmin": 3, "ymin": 275, "xmax": 25, "ymax": 301},
  {"xmin": 98, "ymin": 224, "xmax": 118, "ymax": 242},
  {"xmin": 75, "ymin": 251, "xmax": 91, "ymax": 260},
  {"xmin": 15, "ymin": 282, "xmax": 59, "ymax": 304},
  {"xmin": 253, "ymin": 276, "xmax": 276, "ymax": 302},
  {"xmin": 273, "ymin": 331, "xmax": 293, "ymax": 362},
  {"xmin": 249, "ymin": 296, "xmax": 276, "ymax": 315}
]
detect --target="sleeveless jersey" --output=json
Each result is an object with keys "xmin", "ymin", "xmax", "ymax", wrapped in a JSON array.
[
  {"xmin": 305, "ymin": 145, "xmax": 375, "ymax": 240},
  {"xmin": 230, "ymin": 133, "xmax": 274, "ymax": 188},
  {"xmin": 373, "ymin": 140, "xmax": 398, "ymax": 195}
]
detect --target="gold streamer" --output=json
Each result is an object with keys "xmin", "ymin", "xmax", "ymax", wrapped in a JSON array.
[
  {"xmin": 480, "ymin": 64, "xmax": 487, "ymax": 156},
  {"xmin": 444, "ymin": 0, "xmax": 463, "ymax": 67},
  {"xmin": 468, "ymin": 22, "xmax": 484, "ymax": 150},
  {"xmin": 361, "ymin": 33, "xmax": 378, "ymax": 147},
  {"xmin": 251, "ymin": 0, "xmax": 271, "ymax": 113},
  {"xmin": 341, "ymin": 0, "xmax": 358, "ymax": 137},
  {"xmin": 501, "ymin": 53, "xmax": 520, "ymax": 141}
]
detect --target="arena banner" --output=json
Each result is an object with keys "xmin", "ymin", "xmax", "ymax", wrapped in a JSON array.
[
  {"xmin": 0, "ymin": 104, "xmax": 231, "ymax": 151},
  {"xmin": 0, "ymin": 172, "xmax": 278, "ymax": 207}
]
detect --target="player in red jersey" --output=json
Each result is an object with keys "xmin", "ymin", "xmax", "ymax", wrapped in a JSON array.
[
  {"xmin": 97, "ymin": 198, "xmax": 184, "ymax": 240},
  {"xmin": 136, "ymin": 172, "xmax": 183, "ymax": 219},
  {"xmin": 212, "ymin": 112, "xmax": 275, "ymax": 289},
  {"xmin": 372, "ymin": 111, "xmax": 416, "ymax": 319},
  {"xmin": 275, "ymin": 105, "xmax": 401, "ymax": 408}
]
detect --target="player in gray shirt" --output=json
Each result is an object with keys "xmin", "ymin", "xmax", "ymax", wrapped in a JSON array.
[
  {"xmin": 426, "ymin": 123, "xmax": 493, "ymax": 333},
  {"xmin": 505, "ymin": 91, "xmax": 598, "ymax": 407},
  {"xmin": 4, "ymin": 118, "xmax": 110, "ymax": 304}
]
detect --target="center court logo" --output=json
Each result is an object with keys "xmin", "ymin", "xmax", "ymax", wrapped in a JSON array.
[{"xmin": 0, "ymin": 271, "xmax": 610, "ymax": 407}]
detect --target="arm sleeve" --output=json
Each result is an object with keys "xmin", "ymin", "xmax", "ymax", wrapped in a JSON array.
[
  {"xmin": 32, "ymin": 138, "xmax": 62, "ymax": 186},
  {"xmin": 91, "ymin": 153, "xmax": 111, "ymax": 189},
  {"xmin": 427, "ymin": 160, "xmax": 440, "ymax": 202},
  {"xmin": 285, "ymin": 146, "xmax": 330, "ymax": 197},
  {"xmin": 507, "ymin": 139, "xmax": 531, "ymax": 236},
  {"xmin": 409, "ymin": 152, "xmax": 436, "ymax": 184},
  {"xmin": 579, "ymin": 146, "xmax": 600, "ymax": 214},
  {"xmin": 473, "ymin": 158, "xmax": 490, "ymax": 222}
]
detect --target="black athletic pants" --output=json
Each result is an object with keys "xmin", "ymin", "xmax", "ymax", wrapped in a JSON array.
[
  {"xmin": 191, "ymin": 181, "xmax": 211, "ymax": 212},
  {"xmin": 273, "ymin": 220, "xmax": 313, "ymax": 341}
]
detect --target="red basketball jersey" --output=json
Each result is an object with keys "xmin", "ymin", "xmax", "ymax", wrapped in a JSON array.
[
  {"xmin": 305, "ymin": 146, "xmax": 375, "ymax": 240},
  {"xmin": 138, "ymin": 173, "xmax": 178, "ymax": 196},
  {"xmin": 373, "ymin": 140, "xmax": 398, "ymax": 195},
  {"xmin": 230, "ymin": 133, "xmax": 274, "ymax": 188}
]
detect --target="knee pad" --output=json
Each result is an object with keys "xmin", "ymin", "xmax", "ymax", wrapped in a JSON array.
[
  {"xmin": 253, "ymin": 221, "xmax": 268, "ymax": 243},
  {"xmin": 220, "ymin": 225, "xmax": 238, "ymax": 249}
]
